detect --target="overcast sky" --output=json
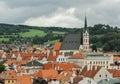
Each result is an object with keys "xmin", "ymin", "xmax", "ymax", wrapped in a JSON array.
[{"xmin": 0, "ymin": 0, "xmax": 120, "ymax": 28}]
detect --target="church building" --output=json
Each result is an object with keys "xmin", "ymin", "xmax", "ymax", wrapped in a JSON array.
[{"xmin": 60, "ymin": 16, "xmax": 90, "ymax": 56}]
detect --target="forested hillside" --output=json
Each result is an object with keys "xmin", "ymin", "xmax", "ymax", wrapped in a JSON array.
[{"xmin": 0, "ymin": 23, "xmax": 120, "ymax": 52}]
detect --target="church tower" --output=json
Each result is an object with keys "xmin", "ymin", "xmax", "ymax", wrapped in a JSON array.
[{"xmin": 83, "ymin": 15, "xmax": 89, "ymax": 52}]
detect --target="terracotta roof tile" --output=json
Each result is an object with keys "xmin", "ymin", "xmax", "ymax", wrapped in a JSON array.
[
  {"xmin": 47, "ymin": 51, "xmax": 59, "ymax": 61},
  {"xmin": 80, "ymin": 65, "xmax": 102, "ymax": 78},
  {"xmin": 57, "ymin": 71, "xmax": 72, "ymax": 82},
  {"xmin": 34, "ymin": 69, "xmax": 58, "ymax": 79},
  {"xmin": 114, "ymin": 57, "xmax": 120, "ymax": 61},
  {"xmin": 43, "ymin": 62, "xmax": 81, "ymax": 71},
  {"xmin": 108, "ymin": 69, "xmax": 120, "ymax": 78},
  {"xmin": 73, "ymin": 75, "xmax": 84, "ymax": 84},
  {"xmin": 53, "ymin": 42, "xmax": 61, "ymax": 51},
  {"xmin": 69, "ymin": 53, "xmax": 87, "ymax": 59},
  {"xmin": 1, "ymin": 70, "xmax": 17, "ymax": 79},
  {"xmin": 16, "ymin": 75, "xmax": 32, "ymax": 84}
]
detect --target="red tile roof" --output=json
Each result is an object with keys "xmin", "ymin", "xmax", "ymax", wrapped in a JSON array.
[
  {"xmin": 34, "ymin": 69, "xmax": 58, "ymax": 79},
  {"xmin": 80, "ymin": 65, "xmax": 102, "ymax": 78},
  {"xmin": 69, "ymin": 53, "xmax": 87, "ymax": 59},
  {"xmin": 57, "ymin": 71, "xmax": 72, "ymax": 82},
  {"xmin": 53, "ymin": 42, "xmax": 61, "ymax": 51},
  {"xmin": 114, "ymin": 57, "xmax": 120, "ymax": 61},
  {"xmin": 43, "ymin": 62, "xmax": 81, "ymax": 71},
  {"xmin": 73, "ymin": 75, "xmax": 84, "ymax": 84},
  {"xmin": 16, "ymin": 75, "xmax": 32, "ymax": 84},
  {"xmin": 0, "ymin": 70, "xmax": 17, "ymax": 79},
  {"xmin": 108, "ymin": 69, "xmax": 120, "ymax": 78},
  {"xmin": 47, "ymin": 51, "xmax": 59, "ymax": 61}
]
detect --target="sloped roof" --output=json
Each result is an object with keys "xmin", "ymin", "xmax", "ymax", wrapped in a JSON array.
[
  {"xmin": 53, "ymin": 42, "xmax": 61, "ymax": 51},
  {"xmin": 1, "ymin": 70, "xmax": 17, "ymax": 79},
  {"xmin": 114, "ymin": 57, "xmax": 120, "ymax": 61},
  {"xmin": 80, "ymin": 65, "xmax": 102, "ymax": 78},
  {"xmin": 47, "ymin": 51, "xmax": 59, "ymax": 61},
  {"xmin": 16, "ymin": 75, "xmax": 32, "ymax": 84},
  {"xmin": 57, "ymin": 71, "xmax": 72, "ymax": 82},
  {"xmin": 34, "ymin": 69, "xmax": 58, "ymax": 79},
  {"xmin": 60, "ymin": 34, "xmax": 82, "ymax": 50},
  {"xmin": 108, "ymin": 69, "xmax": 120, "ymax": 78},
  {"xmin": 73, "ymin": 75, "xmax": 84, "ymax": 84},
  {"xmin": 43, "ymin": 62, "xmax": 81, "ymax": 71},
  {"xmin": 21, "ymin": 60, "xmax": 43, "ymax": 66},
  {"xmin": 69, "ymin": 53, "xmax": 87, "ymax": 59}
]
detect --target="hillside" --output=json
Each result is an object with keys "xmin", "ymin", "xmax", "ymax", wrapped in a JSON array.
[{"xmin": 0, "ymin": 23, "xmax": 120, "ymax": 52}]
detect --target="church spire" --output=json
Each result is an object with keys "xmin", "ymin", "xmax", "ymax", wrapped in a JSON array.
[{"xmin": 84, "ymin": 15, "xmax": 87, "ymax": 30}]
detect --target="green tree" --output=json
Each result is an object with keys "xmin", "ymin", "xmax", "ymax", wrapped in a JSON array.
[{"xmin": 0, "ymin": 64, "xmax": 6, "ymax": 73}]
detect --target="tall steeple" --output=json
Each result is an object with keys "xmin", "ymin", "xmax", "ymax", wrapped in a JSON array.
[
  {"xmin": 84, "ymin": 15, "xmax": 87, "ymax": 30},
  {"xmin": 83, "ymin": 15, "xmax": 89, "ymax": 52}
]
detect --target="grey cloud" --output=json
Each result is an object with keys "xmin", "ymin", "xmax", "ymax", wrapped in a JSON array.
[{"xmin": 0, "ymin": 0, "xmax": 120, "ymax": 27}]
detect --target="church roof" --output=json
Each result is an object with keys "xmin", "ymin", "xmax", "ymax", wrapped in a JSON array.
[{"xmin": 60, "ymin": 33, "xmax": 82, "ymax": 50}]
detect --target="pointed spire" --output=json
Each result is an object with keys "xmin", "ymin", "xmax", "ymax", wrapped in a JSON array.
[{"xmin": 84, "ymin": 15, "xmax": 87, "ymax": 30}]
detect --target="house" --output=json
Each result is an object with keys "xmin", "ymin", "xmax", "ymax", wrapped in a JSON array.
[
  {"xmin": 80, "ymin": 65, "xmax": 113, "ymax": 82},
  {"xmin": 56, "ymin": 54, "xmax": 67, "ymax": 63},
  {"xmin": 16, "ymin": 75, "xmax": 32, "ymax": 84},
  {"xmin": 21, "ymin": 60, "xmax": 43, "ymax": 74},
  {"xmin": 69, "ymin": 52, "xmax": 113, "ymax": 69},
  {"xmin": 0, "ymin": 70, "xmax": 17, "ymax": 84},
  {"xmin": 43, "ymin": 62, "xmax": 81, "ymax": 71},
  {"xmin": 85, "ymin": 52, "xmax": 113, "ymax": 69},
  {"xmin": 34, "ymin": 69, "xmax": 58, "ymax": 81},
  {"xmin": 38, "ymin": 56, "xmax": 48, "ymax": 64},
  {"xmin": 68, "ymin": 52, "xmax": 87, "ymax": 67},
  {"xmin": 56, "ymin": 71, "xmax": 73, "ymax": 84},
  {"xmin": 47, "ymin": 50, "xmax": 59, "ymax": 62}
]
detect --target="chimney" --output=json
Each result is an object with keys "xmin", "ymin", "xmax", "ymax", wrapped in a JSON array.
[
  {"xmin": 47, "ymin": 50, "xmax": 50, "ymax": 58},
  {"xmin": 87, "ymin": 64, "xmax": 90, "ymax": 71},
  {"xmin": 31, "ymin": 76, "xmax": 34, "ymax": 83},
  {"xmin": 53, "ymin": 50, "xmax": 56, "ymax": 56},
  {"xmin": 95, "ymin": 66, "xmax": 97, "ymax": 70}
]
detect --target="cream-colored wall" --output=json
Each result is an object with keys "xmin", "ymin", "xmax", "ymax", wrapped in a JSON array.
[
  {"xmin": 68, "ymin": 59, "xmax": 85, "ymax": 67},
  {"xmin": 5, "ymin": 79, "xmax": 16, "ymax": 84},
  {"xmin": 86, "ymin": 59, "xmax": 111, "ymax": 68},
  {"xmin": 85, "ymin": 55, "xmax": 113, "ymax": 69}
]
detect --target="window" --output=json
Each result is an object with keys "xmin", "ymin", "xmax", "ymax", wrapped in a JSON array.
[
  {"xmin": 12, "ymin": 80, "xmax": 14, "ymax": 83},
  {"xmin": 106, "ymin": 61, "xmax": 108, "ymax": 64},
  {"xmin": 106, "ymin": 75, "xmax": 107, "ymax": 77},
  {"xmin": 8, "ymin": 80, "xmax": 10, "ymax": 83},
  {"xmin": 90, "ymin": 61, "xmax": 92, "ymax": 64},
  {"xmin": 98, "ymin": 61, "xmax": 100, "ymax": 64}
]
